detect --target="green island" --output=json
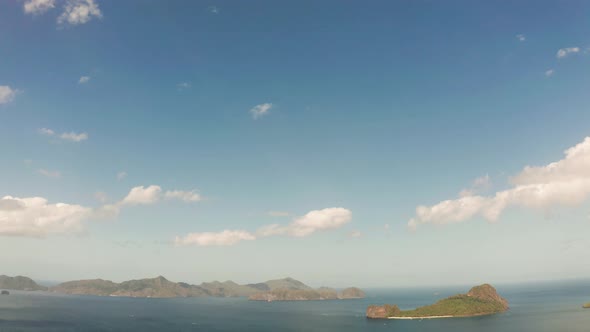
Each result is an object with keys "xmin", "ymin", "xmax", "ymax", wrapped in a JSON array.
[
  {"xmin": 367, "ymin": 284, "xmax": 508, "ymax": 319},
  {"xmin": 0, "ymin": 274, "xmax": 366, "ymax": 301},
  {"xmin": 583, "ymin": 303, "xmax": 590, "ymax": 309}
]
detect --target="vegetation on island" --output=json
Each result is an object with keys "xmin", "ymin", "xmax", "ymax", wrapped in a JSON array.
[
  {"xmin": 367, "ymin": 284, "xmax": 508, "ymax": 319},
  {"xmin": 48, "ymin": 275, "xmax": 365, "ymax": 300},
  {"xmin": 248, "ymin": 285, "xmax": 365, "ymax": 301},
  {"xmin": 0, "ymin": 275, "xmax": 47, "ymax": 291}
]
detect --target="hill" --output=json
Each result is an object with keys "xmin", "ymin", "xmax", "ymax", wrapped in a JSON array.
[
  {"xmin": 0, "ymin": 275, "xmax": 47, "ymax": 291},
  {"xmin": 50, "ymin": 276, "xmax": 364, "ymax": 300},
  {"xmin": 367, "ymin": 284, "xmax": 508, "ymax": 319},
  {"xmin": 248, "ymin": 284, "xmax": 366, "ymax": 302}
]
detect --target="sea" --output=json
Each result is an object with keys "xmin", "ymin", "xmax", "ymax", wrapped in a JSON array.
[{"xmin": 0, "ymin": 279, "xmax": 589, "ymax": 331}]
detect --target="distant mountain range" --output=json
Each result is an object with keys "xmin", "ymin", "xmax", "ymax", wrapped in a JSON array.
[
  {"xmin": 0, "ymin": 275, "xmax": 47, "ymax": 291},
  {"xmin": 0, "ymin": 275, "xmax": 364, "ymax": 301}
]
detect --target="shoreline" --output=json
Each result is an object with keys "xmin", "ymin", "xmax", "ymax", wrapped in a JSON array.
[
  {"xmin": 387, "ymin": 311, "xmax": 498, "ymax": 320},
  {"xmin": 388, "ymin": 315, "xmax": 454, "ymax": 320}
]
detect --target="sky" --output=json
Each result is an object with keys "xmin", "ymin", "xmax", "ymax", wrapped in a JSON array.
[{"xmin": 1, "ymin": 0, "xmax": 590, "ymax": 288}]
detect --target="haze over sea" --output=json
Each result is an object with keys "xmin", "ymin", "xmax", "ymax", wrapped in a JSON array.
[{"xmin": 1, "ymin": 280, "xmax": 588, "ymax": 331}]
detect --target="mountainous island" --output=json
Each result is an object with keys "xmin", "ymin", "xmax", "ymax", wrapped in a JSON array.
[
  {"xmin": 0, "ymin": 274, "xmax": 365, "ymax": 301},
  {"xmin": 248, "ymin": 282, "xmax": 365, "ymax": 302},
  {"xmin": 0, "ymin": 275, "xmax": 47, "ymax": 291},
  {"xmin": 366, "ymin": 284, "xmax": 508, "ymax": 319}
]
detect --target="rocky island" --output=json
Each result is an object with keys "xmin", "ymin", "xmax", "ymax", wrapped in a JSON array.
[
  {"xmin": 0, "ymin": 275, "xmax": 47, "ymax": 291},
  {"xmin": 583, "ymin": 303, "xmax": 590, "ymax": 309},
  {"xmin": 1, "ymin": 290, "xmax": 9, "ymax": 295},
  {"xmin": 248, "ymin": 283, "xmax": 365, "ymax": 302},
  {"xmin": 48, "ymin": 275, "xmax": 364, "ymax": 301},
  {"xmin": 367, "ymin": 284, "xmax": 508, "ymax": 319}
]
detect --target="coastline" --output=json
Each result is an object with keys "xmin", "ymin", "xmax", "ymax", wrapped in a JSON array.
[
  {"xmin": 387, "ymin": 311, "xmax": 498, "ymax": 320},
  {"xmin": 388, "ymin": 315, "xmax": 454, "ymax": 320}
]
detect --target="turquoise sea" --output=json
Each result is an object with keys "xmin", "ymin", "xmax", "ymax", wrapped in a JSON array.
[{"xmin": 1, "ymin": 280, "xmax": 589, "ymax": 331}]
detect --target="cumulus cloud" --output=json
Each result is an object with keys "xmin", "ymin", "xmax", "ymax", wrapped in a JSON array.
[
  {"xmin": 57, "ymin": 0, "xmax": 102, "ymax": 25},
  {"xmin": 258, "ymin": 207, "xmax": 352, "ymax": 237},
  {"xmin": 60, "ymin": 132, "xmax": 88, "ymax": 142},
  {"xmin": 164, "ymin": 190, "xmax": 201, "ymax": 202},
  {"xmin": 409, "ymin": 137, "xmax": 590, "ymax": 230},
  {"xmin": 516, "ymin": 34, "xmax": 526, "ymax": 42},
  {"xmin": 175, "ymin": 230, "xmax": 255, "ymax": 246},
  {"xmin": 39, "ymin": 128, "xmax": 88, "ymax": 142},
  {"xmin": 119, "ymin": 185, "xmax": 202, "ymax": 206},
  {"xmin": 0, "ymin": 196, "xmax": 91, "ymax": 237},
  {"xmin": 121, "ymin": 185, "xmax": 162, "ymax": 206},
  {"xmin": 545, "ymin": 69, "xmax": 555, "ymax": 77},
  {"xmin": 24, "ymin": 0, "xmax": 56, "ymax": 14},
  {"xmin": 176, "ymin": 207, "xmax": 352, "ymax": 247},
  {"xmin": 459, "ymin": 174, "xmax": 491, "ymax": 197},
  {"xmin": 556, "ymin": 47, "xmax": 580, "ymax": 59},
  {"xmin": 250, "ymin": 103, "xmax": 272, "ymax": 119},
  {"xmin": 0, "ymin": 86, "xmax": 18, "ymax": 105},
  {"xmin": 78, "ymin": 76, "xmax": 90, "ymax": 84}
]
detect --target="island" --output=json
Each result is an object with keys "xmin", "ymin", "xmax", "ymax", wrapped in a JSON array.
[
  {"xmin": 248, "ymin": 285, "xmax": 365, "ymax": 302},
  {"xmin": 366, "ymin": 284, "xmax": 508, "ymax": 319},
  {"xmin": 1, "ymin": 290, "xmax": 9, "ymax": 295},
  {"xmin": 48, "ymin": 275, "xmax": 365, "ymax": 300},
  {"xmin": 0, "ymin": 275, "xmax": 47, "ymax": 291},
  {"xmin": 583, "ymin": 303, "xmax": 590, "ymax": 309}
]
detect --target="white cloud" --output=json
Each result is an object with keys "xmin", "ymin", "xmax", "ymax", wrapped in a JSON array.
[
  {"xmin": 164, "ymin": 190, "xmax": 201, "ymax": 202},
  {"xmin": 409, "ymin": 137, "xmax": 590, "ymax": 230},
  {"xmin": 556, "ymin": 47, "xmax": 580, "ymax": 59},
  {"xmin": 267, "ymin": 211, "xmax": 290, "ymax": 217},
  {"xmin": 545, "ymin": 69, "xmax": 555, "ymax": 77},
  {"xmin": 175, "ymin": 230, "xmax": 255, "ymax": 246},
  {"xmin": 177, "ymin": 82, "xmax": 191, "ymax": 89},
  {"xmin": 117, "ymin": 171, "xmax": 127, "ymax": 181},
  {"xmin": 78, "ymin": 76, "xmax": 90, "ymax": 84},
  {"xmin": 176, "ymin": 207, "xmax": 352, "ymax": 247},
  {"xmin": 0, "ymin": 196, "xmax": 91, "ymax": 237},
  {"xmin": 39, "ymin": 128, "xmax": 55, "ymax": 136},
  {"xmin": 0, "ymin": 86, "xmax": 17, "ymax": 105},
  {"xmin": 258, "ymin": 207, "xmax": 352, "ymax": 237},
  {"xmin": 459, "ymin": 174, "xmax": 491, "ymax": 197},
  {"xmin": 39, "ymin": 128, "xmax": 88, "ymax": 142},
  {"xmin": 250, "ymin": 103, "xmax": 272, "ymax": 119},
  {"xmin": 24, "ymin": 0, "xmax": 55, "ymax": 14},
  {"xmin": 60, "ymin": 131, "xmax": 88, "ymax": 142},
  {"xmin": 121, "ymin": 185, "xmax": 162, "ymax": 206},
  {"xmin": 516, "ymin": 34, "xmax": 526, "ymax": 42},
  {"xmin": 57, "ymin": 0, "xmax": 102, "ymax": 25},
  {"xmin": 208, "ymin": 6, "xmax": 219, "ymax": 14},
  {"xmin": 38, "ymin": 169, "xmax": 61, "ymax": 178}
]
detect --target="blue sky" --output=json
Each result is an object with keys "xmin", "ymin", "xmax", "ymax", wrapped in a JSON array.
[{"xmin": 1, "ymin": 0, "xmax": 590, "ymax": 287}]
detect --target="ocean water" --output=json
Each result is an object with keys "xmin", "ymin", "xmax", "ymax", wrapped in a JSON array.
[{"xmin": 1, "ymin": 280, "xmax": 589, "ymax": 331}]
